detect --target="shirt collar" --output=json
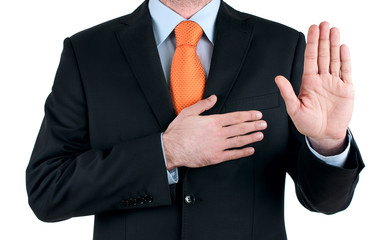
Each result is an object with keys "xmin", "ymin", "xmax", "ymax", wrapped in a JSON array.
[{"xmin": 148, "ymin": 0, "xmax": 220, "ymax": 46}]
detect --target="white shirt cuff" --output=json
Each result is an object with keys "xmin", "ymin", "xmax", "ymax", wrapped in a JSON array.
[
  {"xmin": 305, "ymin": 130, "xmax": 352, "ymax": 168},
  {"xmin": 160, "ymin": 133, "xmax": 179, "ymax": 184}
]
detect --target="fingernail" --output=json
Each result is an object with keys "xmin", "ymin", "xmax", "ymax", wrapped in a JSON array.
[
  {"xmin": 209, "ymin": 95, "xmax": 217, "ymax": 101},
  {"xmin": 258, "ymin": 132, "xmax": 264, "ymax": 139},
  {"xmin": 256, "ymin": 112, "xmax": 262, "ymax": 119},
  {"xmin": 260, "ymin": 121, "xmax": 267, "ymax": 128}
]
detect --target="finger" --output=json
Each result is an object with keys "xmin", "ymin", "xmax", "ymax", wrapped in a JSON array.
[
  {"xmin": 304, "ymin": 24, "xmax": 319, "ymax": 75},
  {"xmin": 275, "ymin": 76, "xmax": 300, "ymax": 116},
  {"xmin": 216, "ymin": 110, "xmax": 262, "ymax": 127},
  {"xmin": 340, "ymin": 44, "xmax": 352, "ymax": 84},
  {"xmin": 221, "ymin": 147, "xmax": 255, "ymax": 162},
  {"xmin": 225, "ymin": 131, "xmax": 264, "ymax": 149},
  {"xmin": 318, "ymin": 22, "xmax": 331, "ymax": 74},
  {"xmin": 181, "ymin": 95, "xmax": 217, "ymax": 116},
  {"xmin": 222, "ymin": 120, "xmax": 267, "ymax": 138},
  {"xmin": 329, "ymin": 27, "xmax": 341, "ymax": 77}
]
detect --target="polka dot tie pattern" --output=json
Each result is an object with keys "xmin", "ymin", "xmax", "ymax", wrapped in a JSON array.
[{"xmin": 170, "ymin": 21, "xmax": 205, "ymax": 115}]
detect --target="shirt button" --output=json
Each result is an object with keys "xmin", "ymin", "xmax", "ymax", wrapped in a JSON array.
[{"xmin": 184, "ymin": 194, "xmax": 195, "ymax": 204}]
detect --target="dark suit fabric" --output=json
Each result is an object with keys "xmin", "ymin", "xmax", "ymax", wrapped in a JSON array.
[{"xmin": 26, "ymin": 1, "xmax": 364, "ymax": 239}]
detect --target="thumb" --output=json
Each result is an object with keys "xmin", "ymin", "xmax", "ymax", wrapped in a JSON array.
[
  {"xmin": 275, "ymin": 76, "xmax": 299, "ymax": 116},
  {"xmin": 181, "ymin": 95, "xmax": 218, "ymax": 116}
]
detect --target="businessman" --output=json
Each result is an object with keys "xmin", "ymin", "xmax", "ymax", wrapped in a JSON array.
[{"xmin": 26, "ymin": 0, "xmax": 364, "ymax": 239}]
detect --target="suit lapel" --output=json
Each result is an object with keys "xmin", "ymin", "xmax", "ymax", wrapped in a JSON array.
[
  {"xmin": 203, "ymin": 2, "xmax": 254, "ymax": 115},
  {"xmin": 115, "ymin": 1, "xmax": 254, "ymax": 124},
  {"xmin": 115, "ymin": 1, "xmax": 175, "ymax": 131}
]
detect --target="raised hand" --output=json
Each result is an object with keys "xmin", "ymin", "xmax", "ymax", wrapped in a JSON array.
[
  {"xmin": 275, "ymin": 22, "xmax": 353, "ymax": 155},
  {"xmin": 163, "ymin": 95, "xmax": 267, "ymax": 170}
]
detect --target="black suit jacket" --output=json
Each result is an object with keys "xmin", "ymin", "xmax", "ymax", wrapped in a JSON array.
[{"xmin": 26, "ymin": 1, "xmax": 364, "ymax": 239}]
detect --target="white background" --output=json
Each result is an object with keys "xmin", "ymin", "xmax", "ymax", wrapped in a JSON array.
[{"xmin": 1, "ymin": 0, "xmax": 381, "ymax": 239}]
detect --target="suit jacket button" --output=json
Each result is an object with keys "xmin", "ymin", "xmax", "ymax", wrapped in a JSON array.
[
  {"xmin": 144, "ymin": 195, "xmax": 153, "ymax": 203},
  {"xmin": 184, "ymin": 194, "xmax": 195, "ymax": 204},
  {"xmin": 121, "ymin": 200, "xmax": 130, "ymax": 206},
  {"xmin": 136, "ymin": 196, "xmax": 145, "ymax": 204},
  {"xmin": 129, "ymin": 198, "xmax": 137, "ymax": 206}
]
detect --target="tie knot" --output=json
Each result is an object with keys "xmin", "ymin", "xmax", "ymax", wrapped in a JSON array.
[{"xmin": 174, "ymin": 21, "xmax": 203, "ymax": 47}]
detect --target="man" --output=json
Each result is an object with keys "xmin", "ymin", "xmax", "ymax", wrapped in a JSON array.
[{"xmin": 26, "ymin": 0, "xmax": 364, "ymax": 239}]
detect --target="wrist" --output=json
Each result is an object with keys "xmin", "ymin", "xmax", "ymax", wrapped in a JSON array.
[
  {"xmin": 307, "ymin": 135, "xmax": 347, "ymax": 156},
  {"xmin": 162, "ymin": 132, "xmax": 177, "ymax": 171}
]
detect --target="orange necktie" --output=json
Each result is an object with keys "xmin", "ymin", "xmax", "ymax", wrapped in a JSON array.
[{"xmin": 170, "ymin": 21, "xmax": 205, "ymax": 115}]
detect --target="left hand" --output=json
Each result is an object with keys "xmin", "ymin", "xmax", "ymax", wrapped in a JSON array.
[{"xmin": 275, "ymin": 22, "xmax": 353, "ymax": 155}]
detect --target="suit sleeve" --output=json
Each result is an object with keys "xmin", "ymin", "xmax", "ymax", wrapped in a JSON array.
[
  {"xmin": 26, "ymin": 38, "xmax": 172, "ymax": 222},
  {"xmin": 286, "ymin": 32, "xmax": 365, "ymax": 214}
]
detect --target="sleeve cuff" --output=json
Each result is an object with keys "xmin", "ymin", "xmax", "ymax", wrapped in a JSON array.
[
  {"xmin": 160, "ymin": 133, "xmax": 179, "ymax": 184},
  {"xmin": 305, "ymin": 129, "xmax": 352, "ymax": 168}
]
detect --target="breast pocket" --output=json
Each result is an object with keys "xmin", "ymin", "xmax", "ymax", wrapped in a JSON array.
[{"xmin": 223, "ymin": 92, "xmax": 280, "ymax": 112}]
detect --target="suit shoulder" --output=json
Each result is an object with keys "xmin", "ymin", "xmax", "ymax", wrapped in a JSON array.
[
  {"xmin": 251, "ymin": 16, "xmax": 299, "ymax": 35},
  {"xmin": 69, "ymin": 1, "xmax": 146, "ymax": 44},
  {"xmin": 223, "ymin": 2, "xmax": 302, "ymax": 40},
  {"xmin": 69, "ymin": 15, "xmax": 125, "ymax": 44}
]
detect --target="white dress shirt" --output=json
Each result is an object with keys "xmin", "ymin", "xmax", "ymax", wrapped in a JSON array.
[{"xmin": 148, "ymin": 0, "xmax": 350, "ymax": 185}]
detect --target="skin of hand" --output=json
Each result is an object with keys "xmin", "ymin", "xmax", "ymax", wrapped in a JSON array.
[
  {"xmin": 163, "ymin": 95, "xmax": 267, "ymax": 170},
  {"xmin": 275, "ymin": 22, "xmax": 353, "ymax": 156}
]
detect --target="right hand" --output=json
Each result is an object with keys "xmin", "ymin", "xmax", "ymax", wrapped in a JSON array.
[{"xmin": 162, "ymin": 95, "xmax": 267, "ymax": 170}]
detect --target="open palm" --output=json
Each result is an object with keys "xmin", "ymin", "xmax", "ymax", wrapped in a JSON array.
[{"xmin": 276, "ymin": 22, "xmax": 353, "ymax": 153}]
